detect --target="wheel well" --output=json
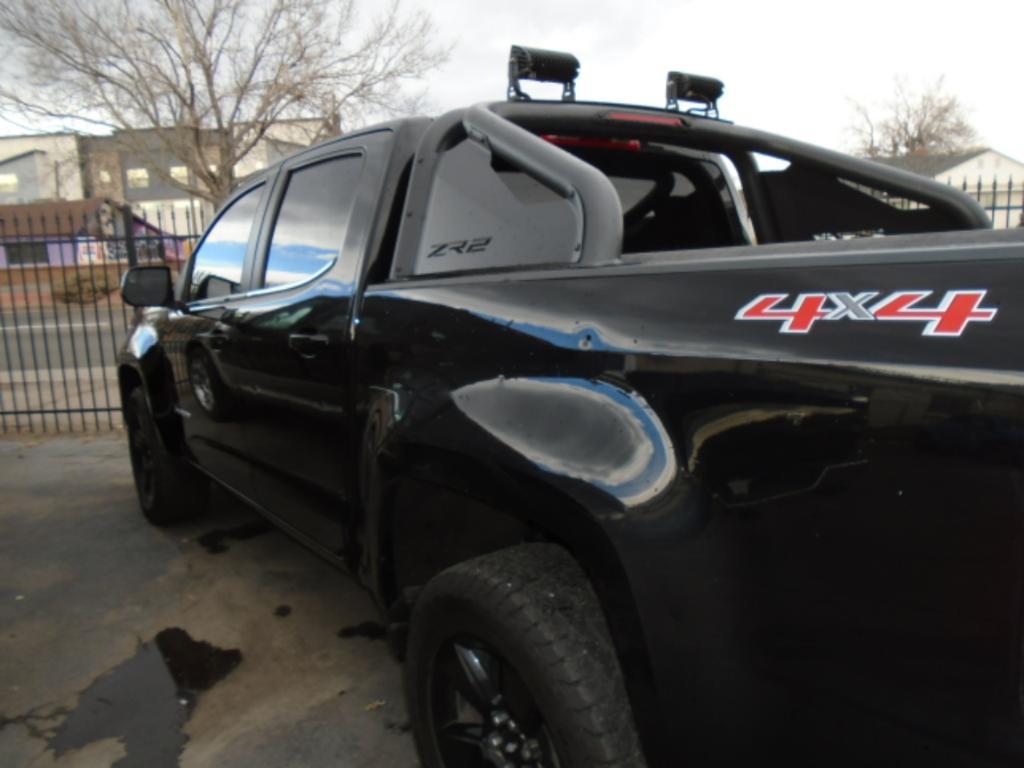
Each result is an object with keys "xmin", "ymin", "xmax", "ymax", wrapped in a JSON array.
[
  {"xmin": 385, "ymin": 477, "xmax": 533, "ymax": 608},
  {"xmin": 380, "ymin": 474, "xmax": 665, "ymax": 765},
  {"xmin": 118, "ymin": 359, "xmax": 183, "ymax": 452},
  {"xmin": 118, "ymin": 366, "xmax": 143, "ymax": 413}
]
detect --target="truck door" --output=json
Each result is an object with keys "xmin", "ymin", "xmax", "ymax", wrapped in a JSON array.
[
  {"xmin": 172, "ymin": 181, "xmax": 268, "ymax": 497},
  {"xmin": 216, "ymin": 136, "xmax": 386, "ymax": 556}
]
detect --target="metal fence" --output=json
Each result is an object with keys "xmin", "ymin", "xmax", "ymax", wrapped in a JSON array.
[
  {"xmin": 0, "ymin": 203, "xmax": 201, "ymax": 433},
  {"xmin": 0, "ymin": 178, "xmax": 1022, "ymax": 435},
  {"xmin": 946, "ymin": 177, "xmax": 1023, "ymax": 229}
]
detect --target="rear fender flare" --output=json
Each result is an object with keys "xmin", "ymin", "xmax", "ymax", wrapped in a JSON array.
[{"xmin": 359, "ymin": 380, "xmax": 668, "ymax": 760}]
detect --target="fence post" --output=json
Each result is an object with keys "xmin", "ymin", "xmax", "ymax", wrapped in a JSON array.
[{"xmin": 121, "ymin": 204, "xmax": 138, "ymax": 267}]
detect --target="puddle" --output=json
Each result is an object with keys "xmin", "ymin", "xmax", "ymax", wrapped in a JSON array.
[
  {"xmin": 337, "ymin": 621, "xmax": 386, "ymax": 640},
  {"xmin": 47, "ymin": 628, "xmax": 241, "ymax": 767},
  {"xmin": 154, "ymin": 628, "xmax": 242, "ymax": 691},
  {"xmin": 196, "ymin": 521, "xmax": 273, "ymax": 554}
]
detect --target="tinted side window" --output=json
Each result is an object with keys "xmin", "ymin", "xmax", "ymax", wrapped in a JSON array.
[
  {"xmin": 189, "ymin": 185, "xmax": 264, "ymax": 301},
  {"xmin": 263, "ymin": 154, "xmax": 364, "ymax": 289},
  {"xmin": 413, "ymin": 139, "xmax": 579, "ymax": 276}
]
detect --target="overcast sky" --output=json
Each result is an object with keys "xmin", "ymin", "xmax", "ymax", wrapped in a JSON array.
[
  {"xmin": 2, "ymin": 0, "xmax": 1020, "ymax": 165},
  {"xmin": 411, "ymin": 0, "xmax": 1024, "ymax": 162}
]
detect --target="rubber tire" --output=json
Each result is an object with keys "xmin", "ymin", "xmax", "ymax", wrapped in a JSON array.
[
  {"xmin": 125, "ymin": 388, "xmax": 209, "ymax": 525},
  {"xmin": 406, "ymin": 543, "xmax": 647, "ymax": 768}
]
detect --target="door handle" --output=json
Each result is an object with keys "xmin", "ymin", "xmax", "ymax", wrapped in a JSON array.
[
  {"xmin": 288, "ymin": 333, "xmax": 329, "ymax": 358},
  {"xmin": 206, "ymin": 325, "xmax": 231, "ymax": 350}
]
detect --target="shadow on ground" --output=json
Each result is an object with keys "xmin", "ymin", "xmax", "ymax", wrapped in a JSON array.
[{"xmin": 0, "ymin": 433, "xmax": 417, "ymax": 768}]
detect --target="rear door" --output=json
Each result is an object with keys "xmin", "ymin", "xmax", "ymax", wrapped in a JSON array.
[{"xmin": 216, "ymin": 132, "xmax": 392, "ymax": 555}]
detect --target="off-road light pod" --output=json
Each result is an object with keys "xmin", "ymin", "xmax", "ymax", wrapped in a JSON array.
[
  {"xmin": 665, "ymin": 71, "xmax": 724, "ymax": 115},
  {"xmin": 508, "ymin": 45, "xmax": 580, "ymax": 102}
]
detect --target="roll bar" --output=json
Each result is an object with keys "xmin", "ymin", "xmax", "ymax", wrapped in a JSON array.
[{"xmin": 391, "ymin": 103, "xmax": 622, "ymax": 278}]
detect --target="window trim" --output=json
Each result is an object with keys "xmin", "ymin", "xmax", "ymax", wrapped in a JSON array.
[
  {"xmin": 244, "ymin": 258, "xmax": 336, "ymax": 299},
  {"xmin": 250, "ymin": 150, "xmax": 366, "ymax": 297}
]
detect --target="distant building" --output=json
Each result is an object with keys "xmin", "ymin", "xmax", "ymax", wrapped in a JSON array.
[
  {"xmin": 0, "ymin": 198, "xmax": 185, "ymax": 269},
  {"xmin": 874, "ymin": 148, "xmax": 1024, "ymax": 228},
  {"xmin": 0, "ymin": 119, "xmax": 325, "ymax": 231},
  {"xmin": 79, "ymin": 133, "xmax": 213, "ymax": 235},
  {"xmin": 0, "ymin": 133, "xmax": 84, "ymax": 204}
]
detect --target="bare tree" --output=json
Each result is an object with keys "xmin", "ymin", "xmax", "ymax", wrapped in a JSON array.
[
  {"xmin": 0, "ymin": 0, "xmax": 449, "ymax": 205},
  {"xmin": 849, "ymin": 76, "xmax": 978, "ymax": 159}
]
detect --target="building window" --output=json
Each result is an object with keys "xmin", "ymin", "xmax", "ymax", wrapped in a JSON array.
[
  {"xmin": 5, "ymin": 242, "xmax": 48, "ymax": 266},
  {"xmin": 98, "ymin": 170, "xmax": 112, "ymax": 184},
  {"xmin": 126, "ymin": 168, "xmax": 150, "ymax": 189},
  {"xmin": 0, "ymin": 173, "xmax": 18, "ymax": 193},
  {"xmin": 170, "ymin": 165, "xmax": 189, "ymax": 185}
]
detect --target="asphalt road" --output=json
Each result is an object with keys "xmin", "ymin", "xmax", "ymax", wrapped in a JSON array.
[
  {"xmin": 0, "ymin": 309, "xmax": 130, "ymax": 376},
  {"xmin": 0, "ymin": 433, "xmax": 418, "ymax": 767}
]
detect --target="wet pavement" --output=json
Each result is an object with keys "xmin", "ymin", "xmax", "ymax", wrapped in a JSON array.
[{"xmin": 0, "ymin": 433, "xmax": 418, "ymax": 767}]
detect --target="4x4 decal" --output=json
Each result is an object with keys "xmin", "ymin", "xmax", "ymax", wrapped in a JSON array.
[{"xmin": 736, "ymin": 290, "xmax": 998, "ymax": 336}]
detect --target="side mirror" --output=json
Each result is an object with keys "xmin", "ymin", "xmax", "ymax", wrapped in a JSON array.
[{"xmin": 122, "ymin": 265, "xmax": 174, "ymax": 307}]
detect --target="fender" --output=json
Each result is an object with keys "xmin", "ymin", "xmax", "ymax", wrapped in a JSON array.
[
  {"xmin": 118, "ymin": 310, "xmax": 184, "ymax": 453},
  {"xmin": 357, "ymin": 373, "xmax": 687, "ymax": 760}
]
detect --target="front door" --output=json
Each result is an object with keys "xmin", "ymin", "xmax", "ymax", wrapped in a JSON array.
[{"xmin": 171, "ymin": 182, "xmax": 268, "ymax": 497}]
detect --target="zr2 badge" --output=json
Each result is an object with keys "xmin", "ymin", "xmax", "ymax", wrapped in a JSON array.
[{"xmin": 735, "ymin": 290, "xmax": 997, "ymax": 337}]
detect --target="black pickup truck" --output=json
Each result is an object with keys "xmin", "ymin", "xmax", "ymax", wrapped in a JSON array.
[{"xmin": 118, "ymin": 47, "xmax": 1024, "ymax": 767}]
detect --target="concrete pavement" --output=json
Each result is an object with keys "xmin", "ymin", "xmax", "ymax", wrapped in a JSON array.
[{"xmin": 0, "ymin": 433, "xmax": 417, "ymax": 767}]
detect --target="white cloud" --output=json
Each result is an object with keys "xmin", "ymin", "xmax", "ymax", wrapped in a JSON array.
[
  {"xmin": 3, "ymin": 0, "xmax": 1021, "ymax": 164},
  {"xmin": 414, "ymin": 0, "xmax": 1024, "ymax": 162}
]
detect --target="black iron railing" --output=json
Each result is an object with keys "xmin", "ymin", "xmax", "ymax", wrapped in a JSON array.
[{"xmin": 0, "ymin": 203, "xmax": 201, "ymax": 432}]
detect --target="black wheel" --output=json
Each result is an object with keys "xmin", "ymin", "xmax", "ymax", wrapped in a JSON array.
[
  {"xmin": 406, "ymin": 544, "xmax": 646, "ymax": 768},
  {"xmin": 125, "ymin": 388, "xmax": 208, "ymax": 525},
  {"xmin": 187, "ymin": 346, "xmax": 235, "ymax": 421}
]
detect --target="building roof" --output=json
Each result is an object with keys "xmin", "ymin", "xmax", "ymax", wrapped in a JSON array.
[
  {"xmin": 0, "ymin": 130, "xmax": 76, "ymax": 140},
  {"xmin": 872, "ymin": 148, "xmax": 993, "ymax": 178},
  {"xmin": 0, "ymin": 198, "xmax": 111, "ymax": 237},
  {"xmin": 0, "ymin": 149, "xmax": 47, "ymax": 167}
]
